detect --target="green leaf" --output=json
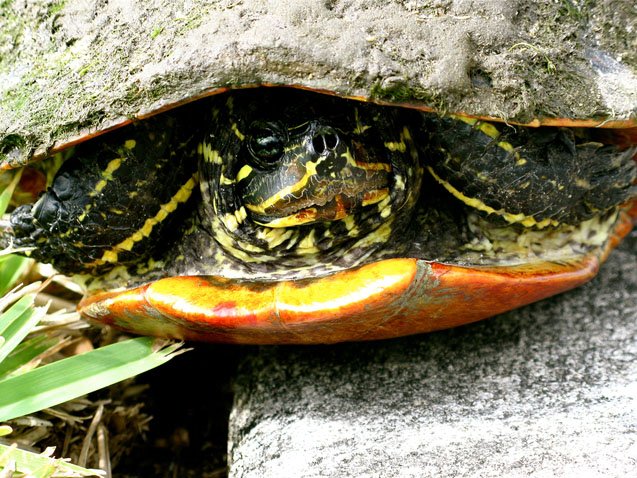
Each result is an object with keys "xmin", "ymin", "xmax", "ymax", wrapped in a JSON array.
[
  {"xmin": 0, "ymin": 254, "xmax": 31, "ymax": 296},
  {"xmin": 0, "ymin": 337, "xmax": 183, "ymax": 421},
  {"xmin": 0, "ymin": 295, "xmax": 44, "ymax": 363},
  {"xmin": 0, "ymin": 169, "xmax": 22, "ymax": 216},
  {"xmin": 0, "ymin": 334, "xmax": 59, "ymax": 380},
  {"xmin": 0, "ymin": 295, "xmax": 34, "ymax": 335},
  {"xmin": 0, "ymin": 443, "xmax": 103, "ymax": 477}
]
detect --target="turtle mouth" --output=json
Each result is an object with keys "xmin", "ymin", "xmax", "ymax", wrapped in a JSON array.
[{"xmin": 246, "ymin": 187, "xmax": 391, "ymax": 228}]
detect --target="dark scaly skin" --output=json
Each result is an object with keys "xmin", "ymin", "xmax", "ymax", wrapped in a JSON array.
[
  {"xmin": 7, "ymin": 89, "xmax": 637, "ymax": 283},
  {"xmin": 426, "ymin": 115, "xmax": 636, "ymax": 227},
  {"xmin": 10, "ymin": 115, "xmax": 199, "ymax": 274}
]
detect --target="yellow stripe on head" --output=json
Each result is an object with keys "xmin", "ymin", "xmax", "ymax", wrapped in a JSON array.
[
  {"xmin": 245, "ymin": 159, "xmax": 322, "ymax": 215},
  {"xmin": 232, "ymin": 123, "xmax": 245, "ymax": 141},
  {"xmin": 236, "ymin": 165, "xmax": 253, "ymax": 182},
  {"xmin": 199, "ymin": 142, "xmax": 222, "ymax": 164},
  {"xmin": 255, "ymin": 208, "xmax": 319, "ymax": 228}
]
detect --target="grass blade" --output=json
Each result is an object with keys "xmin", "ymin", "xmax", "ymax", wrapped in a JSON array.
[
  {"xmin": 0, "ymin": 254, "xmax": 31, "ymax": 296},
  {"xmin": 0, "ymin": 337, "xmax": 183, "ymax": 421},
  {"xmin": 0, "ymin": 169, "xmax": 22, "ymax": 216},
  {"xmin": 0, "ymin": 443, "xmax": 103, "ymax": 477},
  {"xmin": 0, "ymin": 296, "xmax": 46, "ymax": 363},
  {"xmin": 0, "ymin": 334, "xmax": 60, "ymax": 380},
  {"xmin": 0, "ymin": 294, "xmax": 34, "ymax": 335}
]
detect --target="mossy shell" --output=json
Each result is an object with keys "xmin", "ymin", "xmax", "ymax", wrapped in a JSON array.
[{"xmin": 1, "ymin": 0, "xmax": 637, "ymax": 168}]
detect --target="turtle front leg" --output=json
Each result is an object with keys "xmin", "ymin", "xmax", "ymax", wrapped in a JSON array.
[
  {"xmin": 425, "ymin": 115, "xmax": 636, "ymax": 227},
  {"xmin": 9, "ymin": 115, "xmax": 199, "ymax": 275}
]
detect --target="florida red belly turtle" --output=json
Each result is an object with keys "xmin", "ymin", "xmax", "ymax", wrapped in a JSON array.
[{"xmin": 1, "ymin": 1, "xmax": 636, "ymax": 344}]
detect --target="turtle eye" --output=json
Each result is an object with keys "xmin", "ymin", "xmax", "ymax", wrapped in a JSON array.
[{"xmin": 248, "ymin": 122, "xmax": 286, "ymax": 166}]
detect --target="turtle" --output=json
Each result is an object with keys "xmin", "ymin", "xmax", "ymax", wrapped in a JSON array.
[{"xmin": 1, "ymin": 1, "xmax": 636, "ymax": 344}]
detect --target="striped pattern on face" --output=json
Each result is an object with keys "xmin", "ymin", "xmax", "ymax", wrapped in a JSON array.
[{"xmin": 196, "ymin": 89, "xmax": 423, "ymax": 271}]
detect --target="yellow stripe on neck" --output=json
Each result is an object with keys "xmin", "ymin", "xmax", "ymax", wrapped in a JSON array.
[
  {"xmin": 94, "ymin": 174, "xmax": 198, "ymax": 265},
  {"xmin": 427, "ymin": 166, "xmax": 559, "ymax": 229}
]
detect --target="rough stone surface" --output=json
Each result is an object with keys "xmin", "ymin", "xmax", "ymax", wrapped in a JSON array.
[
  {"xmin": 2, "ymin": 0, "xmax": 637, "ymax": 167},
  {"xmin": 229, "ymin": 231, "xmax": 637, "ymax": 477}
]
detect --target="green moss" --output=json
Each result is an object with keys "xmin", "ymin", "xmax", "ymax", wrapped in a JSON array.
[
  {"xmin": 47, "ymin": 0, "xmax": 66, "ymax": 16},
  {"xmin": 0, "ymin": 134, "xmax": 26, "ymax": 155},
  {"xmin": 508, "ymin": 43, "xmax": 556, "ymax": 75},
  {"xmin": 369, "ymin": 81, "xmax": 446, "ymax": 112},
  {"xmin": 150, "ymin": 26, "xmax": 164, "ymax": 39},
  {"xmin": 558, "ymin": 0, "xmax": 593, "ymax": 22}
]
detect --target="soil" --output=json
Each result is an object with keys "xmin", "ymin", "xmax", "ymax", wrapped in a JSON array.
[{"xmin": 113, "ymin": 344, "xmax": 246, "ymax": 478}]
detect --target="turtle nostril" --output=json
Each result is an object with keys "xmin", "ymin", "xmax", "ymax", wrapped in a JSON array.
[
  {"xmin": 324, "ymin": 132, "xmax": 339, "ymax": 150},
  {"xmin": 311, "ymin": 130, "xmax": 340, "ymax": 155},
  {"xmin": 311, "ymin": 135, "xmax": 325, "ymax": 155}
]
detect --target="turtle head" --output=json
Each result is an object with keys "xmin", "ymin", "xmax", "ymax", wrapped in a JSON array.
[
  {"xmin": 238, "ymin": 119, "xmax": 392, "ymax": 228},
  {"xmin": 197, "ymin": 89, "xmax": 422, "ymax": 270}
]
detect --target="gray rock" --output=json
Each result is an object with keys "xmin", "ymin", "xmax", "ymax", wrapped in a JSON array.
[{"xmin": 229, "ymin": 231, "xmax": 637, "ymax": 477}]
